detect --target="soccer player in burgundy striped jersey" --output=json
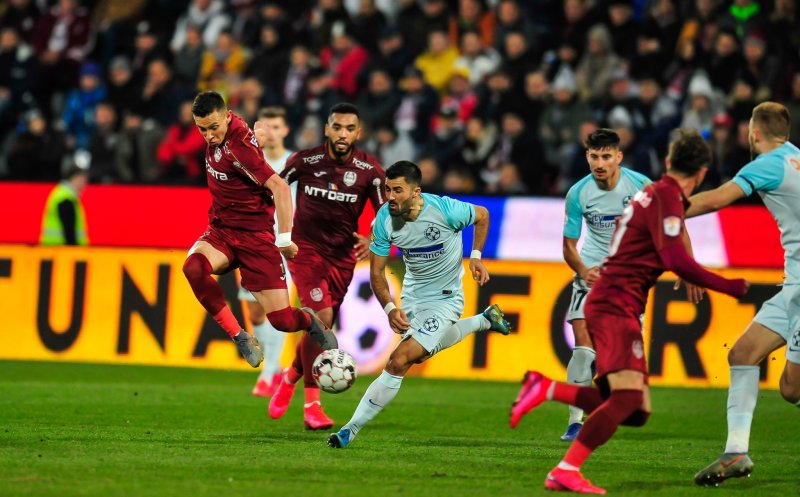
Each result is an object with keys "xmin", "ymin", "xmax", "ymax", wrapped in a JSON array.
[
  {"xmin": 184, "ymin": 91, "xmax": 336, "ymax": 370},
  {"xmin": 510, "ymin": 130, "xmax": 749, "ymax": 494},
  {"xmin": 268, "ymin": 103, "xmax": 386, "ymax": 430}
]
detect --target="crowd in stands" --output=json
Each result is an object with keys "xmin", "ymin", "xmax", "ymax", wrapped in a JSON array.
[{"xmin": 0, "ymin": 0, "xmax": 798, "ymax": 196}]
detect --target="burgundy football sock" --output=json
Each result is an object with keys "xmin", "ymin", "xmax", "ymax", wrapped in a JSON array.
[
  {"xmin": 266, "ymin": 307, "xmax": 311, "ymax": 332},
  {"xmin": 551, "ymin": 383, "xmax": 605, "ymax": 414},
  {"xmin": 299, "ymin": 333, "xmax": 324, "ymax": 388},
  {"xmin": 183, "ymin": 253, "xmax": 241, "ymax": 337}
]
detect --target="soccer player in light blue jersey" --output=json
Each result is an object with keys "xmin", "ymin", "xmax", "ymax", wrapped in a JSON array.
[
  {"xmin": 688, "ymin": 102, "xmax": 800, "ymax": 486},
  {"xmin": 327, "ymin": 160, "xmax": 511, "ymax": 449},
  {"xmin": 560, "ymin": 129, "xmax": 651, "ymax": 442}
]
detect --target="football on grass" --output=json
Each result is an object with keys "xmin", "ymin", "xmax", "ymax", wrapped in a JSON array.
[{"xmin": 312, "ymin": 349, "xmax": 358, "ymax": 394}]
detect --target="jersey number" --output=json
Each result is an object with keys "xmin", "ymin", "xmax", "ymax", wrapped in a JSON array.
[
  {"xmin": 608, "ymin": 205, "xmax": 634, "ymax": 257},
  {"xmin": 571, "ymin": 289, "xmax": 588, "ymax": 311}
]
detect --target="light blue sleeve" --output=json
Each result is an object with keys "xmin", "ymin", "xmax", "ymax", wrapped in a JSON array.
[
  {"xmin": 369, "ymin": 205, "xmax": 391, "ymax": 257},
  {"xmin": 427, "ymin": 194, "xmax": 476, "ymax": 231},
  {"xmin": 563, "ymin": 185, "xmax": 583, "ymax": 239},
  {"xmin": 626, "ymin": 169, "xmax": 652, "ymax": 188},
  {"xmin": 732, "ymin": 155, "xmax": 784, "ymax": 196}
]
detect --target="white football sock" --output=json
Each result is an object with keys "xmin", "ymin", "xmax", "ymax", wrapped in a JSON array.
[
  {"xmin": 436, "ymin": 314, "xmax": 491, "ymax": 352},
  {"xmin": 344, "ymin": 370, "xmax": 403, "ymax": 438},
  {"xmin": 252, "ymin": 321, "xmax": 286, "ymax": 380},
  {"xmin": 724, "ymin": 365, "xmax": 759, "ymax": 453},
  {"xmin": 566, "ymin": 346, "xmax": 596, "ymax": 425}
]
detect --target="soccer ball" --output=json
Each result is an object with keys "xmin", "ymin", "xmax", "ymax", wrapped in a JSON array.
[{"xmin": 312, "ymin": 349, "xmax": 358, "ymax": 394}]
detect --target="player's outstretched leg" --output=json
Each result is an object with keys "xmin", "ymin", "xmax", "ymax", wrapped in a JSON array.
[
  {"xmin": 302, "ymin": 307, "xmax": 338, "ymax": 350},
  {"xmin": 510, "ymin": 371, "xmax": 553, "ymax": 428},
  {"xmin": 545, "ymin": 467, "xmax": 606, "ymax": 494},
  {"xmin": 233, "ymin": 330, "xmax": 264, "ymax": 368},
  {"xmin": 483, "ymin": 304, "xmax": 511, "ymax": 335},
  {"xmin": 693, "ymin": 453, "xmax": 754, "ymax": 486},
  {"xmin": 269, "ymin": 367, "xmax": 299, "ymax": 419}
]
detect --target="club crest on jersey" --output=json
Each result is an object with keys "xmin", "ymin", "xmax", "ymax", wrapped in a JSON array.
[
  {"xmin": 310, "ymin": 288, "xmax": 323, "ymax": 302},
  {"xmin": 632, "ymin": 339, "xmax": 644, "ymax": 359},
  {"xmin": 343, "ymin": 171, "xmax": 357, "ymax": 187},
  {"xmin": 214, "ymin": 147, "xmax": 222, "ymax": 162},
  {"xmin": 622, "ymin": 195, "xmax": 633, "ymax": 207},
  {"xmin": 424, "ymin": 225, "xmax": 441, "ymax": 241},
  {"xmin": 663, "ymin": 216, "xmax": 681, "ymax": 237}
]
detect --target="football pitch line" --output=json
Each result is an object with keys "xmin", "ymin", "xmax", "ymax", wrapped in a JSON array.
[{"xmin": 0, "ymin": 360, "xmax": 795, "ymax": 497}]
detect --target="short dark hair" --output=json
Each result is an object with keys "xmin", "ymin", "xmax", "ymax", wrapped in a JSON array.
[
  {"xmin": 385, "ymin": 160, "xmax": 422, "ymax": 186},
  {"xmin": 751, "ymin": 102, "xmax": 790, "ymax": 141},
  {"xmin": 329, "ymin": 102, "xmax": 360, "ymax": 120},
  {"xmin": 668, "ymin": 129, "xmax": 711, "ymax": 176},
  {"xmin": 258, "ymin": 106, "xmax": 287, "ymax": 121},
  {"xmin": 192, "ymin": 91, "xmax": 226, "ymax": 117},
  {"xmin": 584, "ymin": 128, "xmax": 620, "ymax": 150}
]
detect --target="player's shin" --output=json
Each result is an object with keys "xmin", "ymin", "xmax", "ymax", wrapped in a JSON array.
[
  {"xmin": 343, "ymin": 370, "xmax": 403, "ymax": 438},
  {"xmin": 266, "ymin": 307, "xmax": 312, "ymax": 333},
  {"xmin": 437, "ymin": 315, "xmax": 490, "ymax": 351},
  {"xmin": 183, "ymin": 253, "xmax": 242, "ymax": 337},
  {"xmin": 566, "ymin": 347, "xmax": 596, "ymax": 424},
  {"xmin": 254, "ymin": 321, "xmax": 285, "ymax": 379},
  {"xmin": 725, "ymin": 365, "xmax": 759, "ymax": 453}
]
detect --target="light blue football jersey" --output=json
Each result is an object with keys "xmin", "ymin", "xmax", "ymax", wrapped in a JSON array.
[
  {"xmin": 370, "ymin": 193, "xmax": 476, "ymax": 301},
  {"xmin": 563, "ymin": 167, "xmax": 651, "ymax": 268},
  {"xmin": 733, "ymin": 142, "xmax": 800, "ymax": 284}
]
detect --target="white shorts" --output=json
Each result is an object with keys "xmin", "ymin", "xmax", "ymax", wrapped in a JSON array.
[
  {"xmin": 402, "ymin": 293, "xmax": 464, "ymax": 355},
  {"xmin": 753, "ymin": 284, "xmax": 800, "ymax": 364},
  {"xmin": 566, "ymin": 276, "xmax": 590, "ymax": 322}
]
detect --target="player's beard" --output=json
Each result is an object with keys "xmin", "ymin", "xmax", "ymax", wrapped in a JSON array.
[{"xmin": 330, "ymin": 139, "xmax": 353, "ymax": 160}]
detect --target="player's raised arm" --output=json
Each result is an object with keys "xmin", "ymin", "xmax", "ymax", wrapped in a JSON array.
[
  {"xmin": 265, "ymin": 174, "xmax": 298, "ymax": 259},
  {"xmin": 469, "ymin": 205, "xmax": 490, "ymax": 285}
]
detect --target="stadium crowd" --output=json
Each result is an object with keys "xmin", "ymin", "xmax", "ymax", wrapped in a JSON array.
[{"xmin": 0, "ymin": 0, "xmax": 798, "ymax": 195}]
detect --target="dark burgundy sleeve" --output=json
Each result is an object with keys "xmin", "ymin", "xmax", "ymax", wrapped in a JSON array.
[
  {"xmin": 227, "ymin": 127, "xmax": 274, "ymax": 186},
  {"xmin": 280, "ymin": 152, "xmax": 302, "ymax": 183}
]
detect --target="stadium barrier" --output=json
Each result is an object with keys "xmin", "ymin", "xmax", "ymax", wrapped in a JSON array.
[{"xmin": 0, "ymin": 244, "xmax": 786, "ymax": 389}]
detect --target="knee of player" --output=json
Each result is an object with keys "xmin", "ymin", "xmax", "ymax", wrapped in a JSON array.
[
  {"xmin": 250, "ymin": 315, "xmax": 266, "ymax": 326},
  {"xmin": 386, "ymin": 353, "xmax": 413, "ymax": 376},
  {"xmin": 779, "ymin": 376, "xmax": 800, "ymax": 404},
  {"xmin": 621, "ymin": 409, "xmax": 651, "ymax": 427},
  {"xmin": 182, "ymin": 256, "xmax": 201, "ymax": 281},
  {"xmin": 727, "ymin": 343, "xmax": 757, "ymax": 366}
]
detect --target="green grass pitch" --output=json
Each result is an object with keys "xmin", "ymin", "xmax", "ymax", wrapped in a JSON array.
[{"xmin": 0, "ymin": 360, "xmax": 796, "ymax": 497}]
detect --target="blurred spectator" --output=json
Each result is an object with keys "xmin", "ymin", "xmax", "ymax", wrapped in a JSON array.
[
  {"xmin": 39, "ymin": 162, "xmax": 89, "ymax": 246},
  {"xmin": 610, "ymin": 106, "xmax": 659, "ymax": 177},
  {"xmin": 727, "ymin": 77, "xmax": 757, "ymax": 123},
  {"xmin": 680, "ymin": 71, "xmax": 719, "ymax": 137},
  {"xmin": 30, "ymin": 0, "xmax": 93, "ymax": 117},
  {"xmin": 459, "ymin": 115, "xmax": 497, "ymax": 184},
  {"xmin": 473, "ymin": 69, "xmax": 517, "ymax": 125},
  {"xmin": 156, "ymin": 100, "xmax": 206, "ymax": 184},
  {"xmin": 292, "ymin": 67, "xmax": 343, "ymax": 127},
  {"xmin": 455, "ymin": 28, "xmax": 501, "ymax": 86},
  {"xmin": 198, "ymin": 30, "xmax": 247, "ymax": 93},
  {"xmin": 439, "ymin": 68, "xmax": 478, "ymax": 125},
  {"xmin": 310, "ymin": 0, "xmax": 352, "ymax": 52},
  {"xmin": 7, "ymin": 109, "xmax": 68, "ymax": 181},
  {"xmin": 556, "ymin": 0, "xmax": 593, "ymax": 61},
  {"xmin": 282, "ymin": 45, "xmax": 315, "ymax": 127},
  {"xmin": 492, "ymin": 0, "xmax": 536, "ymax": 57},
  {"xmin": 540, "ymin": 67, "xmax": 592, "ymax": 173},
  {"xmin": 450, "ymin": 0, "xmax": 494, "ymax": 49},
  {"xmin": 604, "ymin": 0, "xmax": 638, "ymax": 63},
  {"xmin": 724, "ymin": 118, "xmax": 754, "ymax": 177},
  {"xmin": 423, "ymin": 105, "xmax": 464, "ymax": 169},
  {"xmin": 367, "ymin": 122, "xmax": 415, "ymax": 167},
  {"xmin": 140, "ymin": 59, "xmax": 187, "ymax": 128},
  {"xmin": 633, "ymin": 77, "xmax": 681, "ymax": 157},
  {"xmin": 350, "ymin": 0, "xmax": 387, "ymax": 55},
  {"xmin": 395, "ymin": 0, "xmax": 426, "ymax": 57},
  {"xmin": 230, "ymin": 77, "xmax": 265, "ymax": 125},
  {"xmin": 246, "ymin": 23, "xmax": 289, "ymax": 99},
  {"xmin": 228, "ymin": 0, "xmax": 261, "ymax": 49},
  {"xmin": 358, "ymin": 26, "xmax": 413, "ymax": 83},
  {"xmin": 172, "ymin": 23, "xmax": 204, "ymax": 91},
  {"xmin": 494, "ymin": 162, "xmax": 528, "ymax": 194},
  {"xmin": 62, "ymin": 62, "xmax": 107, "ymax": 150},
  {"xmin": 294, "ymin": 114, "xmax": 323, "ymax": 151},
  {"xmin": 0, "ymin": 0, "xmax": 41, "ymax": 43},
  {"xmin": 105, "ymin": 55, "xmax": 140, "ymax": 119},
  {"xmin": 441, "ymin": 168, "xmax": 475, "ymax": 193},
  {"xmin": 518, "ymin": 70, "xmax": 549, "ymax": 132},
  {"xmin": 740, "ymin": 31, "xmax": 779, "ymax": 101},
  {"xmin": 131, "ymin": 21, "xmax": 170, "ymax": 87},
  {"xmin": 395, "ymin": 66, "xmax": 439, "ymax": 144},
  {"xmin": 717, "ymin": 0, "xmax": 768, "ymax": 40},
  {"xmin": 677, "ymin": 0, "xmax": 722, "ymax": 59},
  {"xmin": 575, "ymin": 24, "xmax": 620, "ymax": 105},
  {"xmin": 706, "ymin": 29, "xmax": 743, "ymax": 95},
  {"xmin": 767, "ymin": 0, "xmax": 799, "ymax": 66},
  {"xmin": 705, "ymin": 112, "xmax": 737, "ymax": 187},
  {"xmin": 91, "ymin": 0, "xmax": 148, "ymax": 67},
  {"xmin": 415, "ymin": 28, "xmax": 460, "ymax": 95},
  {"xmin": 488, "ymin": 111, "xmax": 549, "ymax": 194},
  {"xmin": 418, "ymin": 154, "xmax": 443, "ymax": 192},
  {"xmin": 320, "ymin": 21, "xmax": 369, "ymax": 99},
  {"xmin": 788, "ymin": 72, "xmax": 800, "ymax": 143},
  {"xmin": 0, "ymin": 27, "xmax": 37, "ymax": 133},
  {"xmin": 541, "ymin": 38, "xmax": 581, "ymax": 83},
  {"xmin": 115, "ymin": 110, "xmax": 163, "ymax": 182},
  {"xmin": 499, "ymin": 30, "xmax": 539, "ymax": 92},
  {"xmin": 170, "ymin": 0, "xmax": 231, "ymax": 52},
  {"xmin": 355, "ymin": 68, "xmax": 401, "ymax": 130},
  {"xmin": 85, "ymin": 102, "xmax": 132, "ymax": 184},
  {"xmin": 419, "ymin": 0, "xmax": 452, "ymax": 47}
]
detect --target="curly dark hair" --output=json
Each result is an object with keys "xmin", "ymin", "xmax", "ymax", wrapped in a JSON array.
[{"xmin": 668, "ymin": 129, "xmax": 711, "ymax": 176}]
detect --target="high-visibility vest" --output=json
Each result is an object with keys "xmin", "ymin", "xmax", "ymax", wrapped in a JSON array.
[{"xmin": 40, "ymin": 182, "xmax": 89, "ymax": 246}]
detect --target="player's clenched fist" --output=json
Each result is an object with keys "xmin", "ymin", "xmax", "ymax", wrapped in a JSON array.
[
  {"xmin": 387, "ymin": 307, "xmax": 411, "ymax": 334},
  {"xmin": 279, "ymin": 242, "xmax": 298, "ymax": 259}
]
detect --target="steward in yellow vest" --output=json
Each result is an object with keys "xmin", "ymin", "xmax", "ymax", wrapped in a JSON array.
[{"xmin": 40, "ymin": 165, "xmax": 89, "ymax": 246}]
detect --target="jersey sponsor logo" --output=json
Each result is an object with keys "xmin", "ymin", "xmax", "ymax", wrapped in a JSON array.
[
  {"xmin": 303, "ymin": 184, "xmax": 358, "ymax": 203},
  {"xmin": 401, "ymin": 243, "xmax": 445, "ymax": 259},
  {"xmin": 213, "ymin": 147, "xmax": 222, "ymax": 162},
  {"xmin": 633, "ymin": 190, "xmax": 652, "ymax": 208},
  {"xmin": 206, "ymin": 161, "xmax": 229, "ymax": 180},
  {"xmin": 585, "ymin": 213, "xmax": 619, "ymax": 229},
  {"xmin": 663, "ymin": 216, "xmax": 681, "ymax": 237},
  {"xmin": 303, "ymin": 154, "xmax": 325, "ymax": 164},
  {"xmin": 424, "ymin": 225, "xmax": 441, "ymax": 241},
  {"xmin": 313, "ymin": 171, "xmax": 327, "ymax": 177},
  {"xmin": 310, "ymin": 288, "xmax": 323, "ymax": 302},
  {"xmin": 343, "ymin": 171, "xmax": 357, "ymax": 186},
  {"xmin": 352, "ymin": 157, "xmax": 373, "ymax": 170},
  {"xmin": 632, "ymin": 339, "xmax": 644, "ymax": 359}
]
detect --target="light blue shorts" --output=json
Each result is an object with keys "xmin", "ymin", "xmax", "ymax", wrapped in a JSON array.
[
  {"xmin": 753, "ymin": 285, "xmax": 800, "ymax": 364},
  {"xmin": 566, "ymin": 276, "xmax": 590, "ymax": 322},
  {"xmin": 402, "ymin": 293, "xmax": 464, "ymax": 355}
]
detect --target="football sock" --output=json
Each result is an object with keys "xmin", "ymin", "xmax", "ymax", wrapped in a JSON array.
[
  {"xmin": 183, "ymin": 253, "xmax": 241, "ymax": 337},
  {"xmin": 548, "ymin": 382, "xmax": 604, "ymax": 414},
  {"xmin": 284, "ymin": 366, "xmax": 302, "ymax": 385},
  {"xmin": 437, "ymin": 315, "xmax": 491, "ymax": 351},
  {"xmin": 344, "ymin": 370, "xmax": 403, "ymax": 438},
  {"xmin": 265, "ymin": 307, "xmax": 312, "ymax": 333},
  {"xmin": 253, "ymin": 321, "xmax": 285, "ymax": 380},
  {"xmin": 304, "ymin": 387, "xmax": 320, "ymax": 406},
  {"xmin": 564, "ymin": 389, "xmax": 643, "ymax": 469},
  {"xmin": 289, "ymin": 334, "xmax": 324, "ymax": 388},
  {"xmin": 566, "ymin": 346, "xmax": 596, "ymax": 424},
  {"xmin": 725, "ymin": 365, "xmax": 759, "ymax": 453}
]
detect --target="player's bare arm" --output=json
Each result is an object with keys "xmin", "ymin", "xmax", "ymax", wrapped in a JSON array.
[
  {"xmin": 673, "ymin": 228, "xmax": 705, "ymax": 303},
  {"xmin": 563, "ymin": 236, "xmax": 599, "ymax": 286},
  {"xmin": 469, "ymin": 205, "xmax": 491, "ymax": 286},
  {"xmin": 369, "ymin": 251, "xmax": 410, "ymax": 333},
  {"xmin": 353, "ymin": 232, "xmax": 370, "ymax": 262},
  {"xmin": 265, "ymin": 174, "xmax": 298, "ymax": 259},
  {"xmin": 685, "ymin": 181, "xmax": 746, "ymax": 218}
]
